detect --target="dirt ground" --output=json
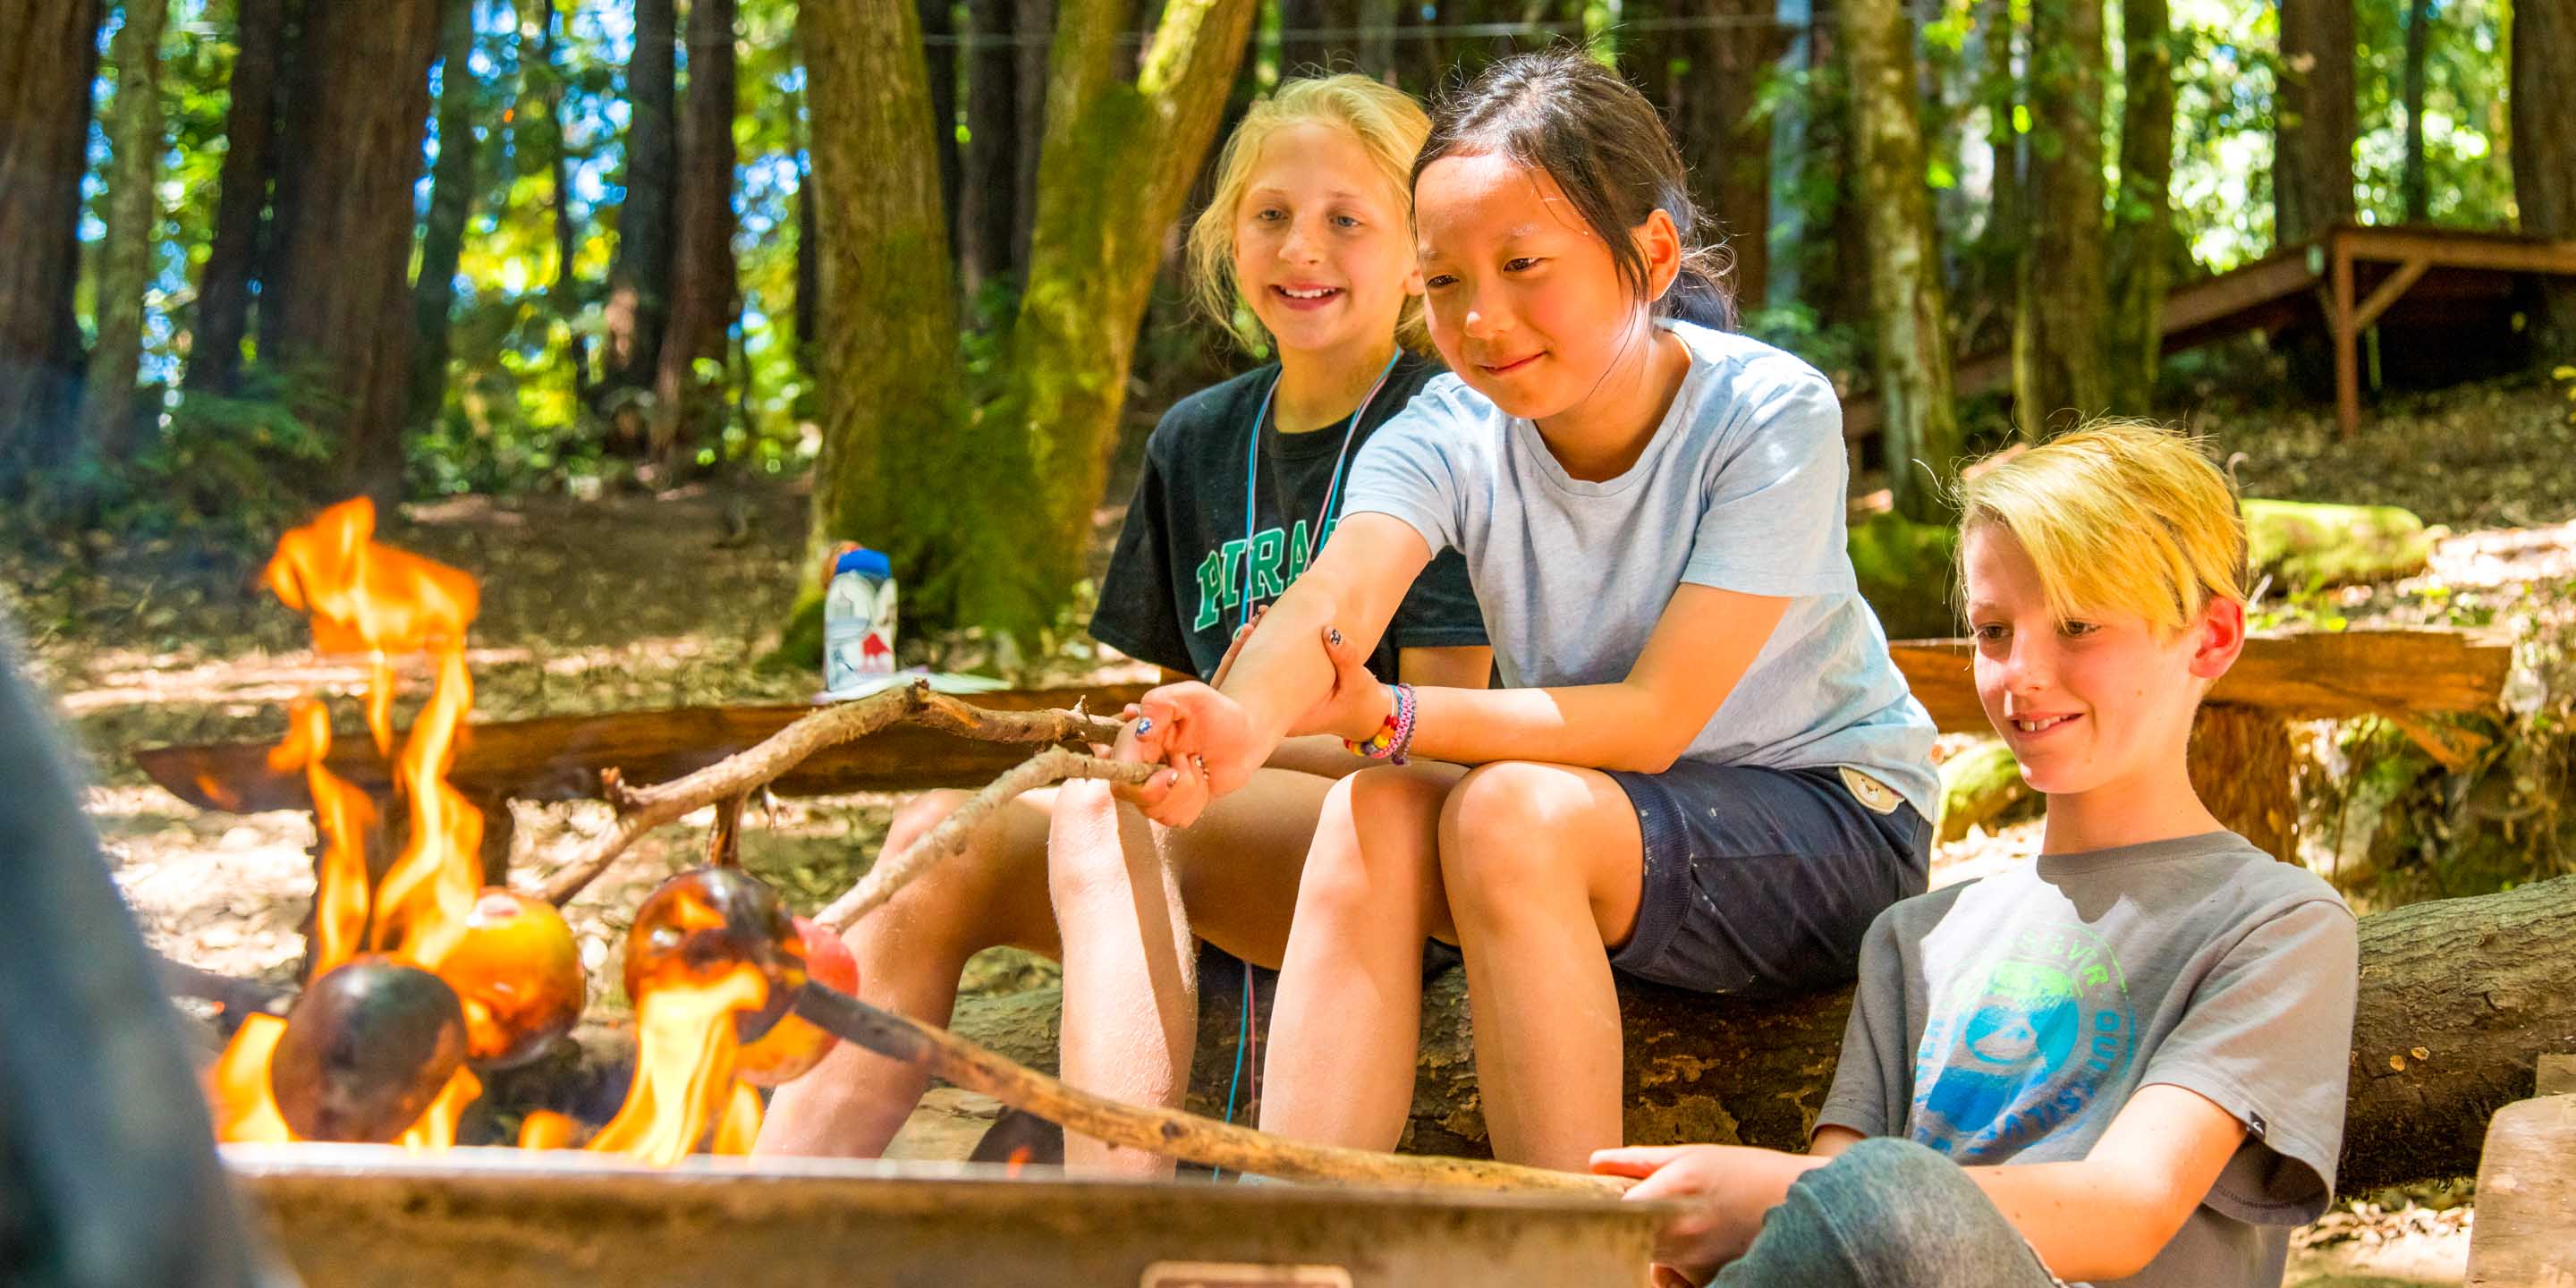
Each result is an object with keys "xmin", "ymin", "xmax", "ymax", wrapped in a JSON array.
[{"xmin": 21, "ymin": 371, "xmax": 2574, "ymax": 1284}]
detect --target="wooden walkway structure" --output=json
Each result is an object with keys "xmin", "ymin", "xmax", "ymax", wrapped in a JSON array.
[{"xmin": 1844, "ymin": 223, "xmax": 2576, "ymax": 442}]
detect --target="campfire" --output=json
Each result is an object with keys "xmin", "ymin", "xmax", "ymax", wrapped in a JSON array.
[{"xmin": 209, "ymin": 497, "xmax": 805, "ymax": 1162}]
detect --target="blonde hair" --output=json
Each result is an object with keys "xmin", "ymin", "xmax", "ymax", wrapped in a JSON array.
[
  {"xmin": 1957, "ymin": 419, "xmax": 2249, "ymax": 634},
  {"xmin": 1186, "ymin": 74, "xmax": 1432, "ymax": 352}
]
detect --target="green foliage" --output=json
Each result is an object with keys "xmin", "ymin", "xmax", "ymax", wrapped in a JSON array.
[{"xmin": 85, "ymin": 369, "xmax": 335, "ymax": 552}]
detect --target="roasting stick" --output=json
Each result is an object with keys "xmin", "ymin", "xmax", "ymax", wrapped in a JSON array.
[{"xmin": 790, "ymin": 981, "xmax": 1626, "ymax": 1197}]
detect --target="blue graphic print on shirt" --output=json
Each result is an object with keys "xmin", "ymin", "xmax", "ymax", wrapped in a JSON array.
[{"xmin": 1910, "ymin": 921, "xmax": 2136, "ymax": 1161}]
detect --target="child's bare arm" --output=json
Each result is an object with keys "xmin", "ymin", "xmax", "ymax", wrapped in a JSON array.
[
  {"xmin": 1398, "ymin": 582, "xmax": 1788, "ymax": 774},
  {"xmin": 1962, "ymin": 1082, "xmax": 2247, "ymax": 1282}
]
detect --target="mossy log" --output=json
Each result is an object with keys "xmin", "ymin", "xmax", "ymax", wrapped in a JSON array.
[
  {"xmin": 2243, "ymin": 498, "xmax": 2434, "ymax": 591},
  {"xmin": 945, "ymin": 875, "xmax": 2576, "ymax": 1193},
  {"xmin": 1936, "ymin": 740, "xmax": 2031, "ymax": 843}
]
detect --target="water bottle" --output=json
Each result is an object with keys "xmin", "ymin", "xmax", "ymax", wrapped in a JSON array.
[{"xmin": 823, "ymin": 546, "xmax": 897, "ymax": 695}]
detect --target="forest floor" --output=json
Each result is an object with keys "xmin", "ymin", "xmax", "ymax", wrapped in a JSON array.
[{"xmin": 13, "ymin": 372, "xmax": 2571, "ymax": 1283}]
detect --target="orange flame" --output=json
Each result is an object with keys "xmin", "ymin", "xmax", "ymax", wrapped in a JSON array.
[
  {"xmin": 267, "ymin": 698, "xmax": 377, "ymax": 977},
  {"xmin": 517, "ymin": 1110, "xmax": 580, "ymax": 1150},
  {"xmin": 369, "ymin": 648, "xmax": 484, "ymax": 970},
  {"xmin": 587, "ymin": 965, "xmax": 767, "ymax": 1166},
  {"xmin": 208, "ymin": 1015, "xmax": 296, "ymax": 1144},
  {"xmin": 263, "ymin": 496, "xmax": 480, "ymax": 659},
  {"xmin": 711, "ymin": 1080, "xmax": 765, "ymax": 1156},
  {"xmin": 394, "ymin": 1065, "xmax": 485, "ymax": 1151}
]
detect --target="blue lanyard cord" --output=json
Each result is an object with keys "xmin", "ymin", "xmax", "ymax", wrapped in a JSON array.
[{"xmin": 1240, "ymin": 351, "xmax": 1402, "ymax": 633}]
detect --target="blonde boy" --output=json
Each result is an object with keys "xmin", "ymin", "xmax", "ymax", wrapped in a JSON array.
[{"xmin": 1596, "ymin": 423, "xmax": 2360, "ymax": 1287}]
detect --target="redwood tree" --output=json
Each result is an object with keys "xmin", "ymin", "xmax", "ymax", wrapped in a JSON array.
[
  {"xmin": 2512, "ymin": 0, "xmax": 2576, "ymax": 357},
  {"xmin": 409, "ymin": 0, "xmax": 483, "ymax": 429},
  {"xmin": 0, "ymin": 0, "xmax": 103, "ymax": 493},
  {"xmin": 1843, "ymin": 0, "xmax": 1961, "ymax": 520},
  {"xmin": 804, "ymin": 0, "xmax": 1260, "ymax": 643},
  {"xmin": 649, "ymin": 0, "xmax": 741, "ymax": 476},
  {"xmin": 2275, "ymin": 0, "xmax": 2355, "ymax": 245},
  {"xmin": 79, "ymin": 0, "xmax": 174, "ymax": 462},
  {"xmin": 186, "ymin": 0, "xmax": 284, "ymax": 397},
  {"xmin": 259, "ymin": 0, "xmax": 443, "ymax": 505},
  {"xmin": 2012, "ymin": 0, "xmax": 2109, "ymax": 433},
  {"xmin": 2106, "ymin": 0, "xmax": 2175, "ymax": 407},
  {"xmin": 604, "ymin": 0, "xmax": 678, "ymax": 395}
]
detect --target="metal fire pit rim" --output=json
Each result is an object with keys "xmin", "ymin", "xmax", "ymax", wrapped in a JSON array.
[{"xmin": 220, "ymin": 1142, "xmax": 1680, "ymax": 1216}]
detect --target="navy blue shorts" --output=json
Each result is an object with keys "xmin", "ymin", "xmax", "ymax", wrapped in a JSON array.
[{"xmin": 1604, "ymin": 762, "xmax": 1931, "ymax": 998}]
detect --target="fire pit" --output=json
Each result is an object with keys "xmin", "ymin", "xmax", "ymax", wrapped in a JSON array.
[{"xmin": 228, "ymin": 1147, "xmax": 1671, "ymax": 1285}]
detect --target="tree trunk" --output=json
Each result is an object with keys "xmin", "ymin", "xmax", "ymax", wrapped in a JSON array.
[
  {"xmin": 1765, "ymin": 0, "xmax": 1818, "ymax": 310},
  {"xmin": 256, "ymin": 0, "xmax": 443, "ymax": 507},
  {"xmin": 649, "ymin": 0, "xmax": 740, "ymax": 479},
  {"xmin": 921, "ymin": 0, "xmax": 963, "ymax": 266},
  {"xmin": 2512, "ymin": 0, "xmax": 2576, "ymax": 359},
  {"xmin": 1843, "ymin": 0, "xmax": 1961, "ymax": 522},
  {"xmin": 949, "ymin": 874, "xmax": 2576, "ymax": 1194},
  {"xmin": 802, "ymin": 0, "xmax": 965, "ymax": 615},
  {"xmin": 2275, "ymin": 0, "xmax": 2355, "ymax": 246},
  {"xmin": 0, "ymin": 0, "xmax": 103, "ymax": 493},
  {"xmin": 959, "ymin": 0, "xmax": 1023, "ymax": 297},
  {"xmin": 2105, "ymin": 0, "xmax": 2174, "ymax": 408},
  {"xmin": 188, "ymin": 0, "xmax": 284, "ymax": 397},
  {"xmin": 1640, "ymin": 0, "xmax": 1779, "ymax": 316},
  {"xmin": 2399, "ymin": 0, "xmax": 2430, "ymax": 223},
  {"xmin": 78, "ymin": 0, "xmax": 174, "ymax": 467},
  {"xmin": 1974, "ymin": 0, "xmax": 2020, "ymax": 354},
  {"xmin": 604, "ymin": 0, "xmax": 677, "ymax": 396},
  {"xmin": 1352, "ymin": 0, "xmax": 1398, "ymax": 80},
  {"xmin": 1013, "ymin": 0, "xmax": 1054, "ymax": 272},
  {"xmin": 987, "ymin": 0, "xmax": 1264, "ymax": 640},
  {"xmin": 2011, "ymin": 0, "xmax": 2107, "ymax": 435},
  {"xmin": 408, "ymin": 0, "xmax": 481, "ymax": 431}
]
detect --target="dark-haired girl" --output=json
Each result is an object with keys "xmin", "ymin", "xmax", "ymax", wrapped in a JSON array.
[{"xmin": 1127, "ymin": 48, "xmax": 1938, "ymax": 1170}]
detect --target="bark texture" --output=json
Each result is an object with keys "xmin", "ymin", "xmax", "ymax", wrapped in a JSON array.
[
  {"xmin": 2275, "ymin": 0, "xmax": 2356, "ymax": 245},
  {"xmin": 187, "ymin": 0, "xmax": 285, "ymax": 395},
  {"xmin": 948, "ymin": 875, "xmax": 2576, "ymax": 1193},
  {"xmin": 2106, "ymin": 0, "xmax": 2174, "ymax": 407},
  {"xmin": 79, "ymin": 0, "xmax": 174, "ymax": 463},
  {"xmin": 603, "ymin": 0, "xmax": 677, "ymax": 394},
  {"xmin": 2012, "ymin": 0, "xmax": 2108, "ymax": 434},
  {"xmin": 408, "ymin": 0, "xmax": 482, "ymax": 429},
  {"xmin": 0, "ymin": 0, "xmax": 103, "ymax": 492},
  {"xmin": 650, "ymin": 0, "xmax": 740, "ymax": 477},
  {"xmin": 261, "ymin": 0, "xmax": 443, "ymax": 506},
  {"xmin": 1843, "ymin": 0, "xmax": 1961, "ymax": 521},
  {"xmin": 2512, "ymin": 0, "xmax": 2576, "ymax": 357},
  {"xmin": 959, "ymin": 0, "xmax": 1024, "ymax": 295}
]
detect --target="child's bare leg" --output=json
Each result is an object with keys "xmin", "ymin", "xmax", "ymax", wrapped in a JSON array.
[
  {"xmin": 753, "ymin": 789, "xmax": 1063, "ymax": 1158},
  {"xmin": 1049, "ymin": 767, "xmax": 1339, "ymax": 1173},
  {"xmin": 1438, "ymin": 761, "xmax": 1646, "ymax": 1171},
  {"xmin": 1047, "ymin": 778, "xmax": 1196, "ymax": 1174},
  {"xmin": 1257, "ymin": 761, "xmax": 1466, "ymax": 1151}
]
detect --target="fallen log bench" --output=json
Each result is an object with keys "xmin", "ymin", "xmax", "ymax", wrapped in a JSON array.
[{"xmin": 134, "ymin": 626, "xmax": 2512, "ymax": 868}]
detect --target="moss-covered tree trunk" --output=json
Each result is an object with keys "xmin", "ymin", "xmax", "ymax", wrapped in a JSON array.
[
  {"xmin": 995, "ymin": 0, "xmax": 1262, "ymax": 640},
  {"xmin": 2275, "ymin": 0, "xmax": 2355, "ymax": 246},
  {"xmin": 0, "ymin": 0, "xmax": 101, "ymax": 495},
  {"xmin": 649, "ymin": 0, "xmax": 740, "ymax": 479},
  {"xmin": 77, "ymin": 0, "xmax": 173, "ymax": 466},
  {"xmin": 256, "ymin": 0, "xmax": 443, "ymax": 507},
  {"xmin": 408, "ymin": 0, "xmax": 481, "ymax": 431},
  {"xmin": 603, "ymin": 0, "xmax": 677, "ymax": 398},
  {"xmin": 2012, "ymin": 0, "xmax": 2107, "ymax": 435},
  {"xmin": 2512, "ymin": 0, "xmax": 2576, "ymax": 359},
  {"xmin": 802, "ymin": 0, "xmax": 967, "ymax": 632},
  {"xmin": 2105, "ymin": 0, "xmax": 2173, "ymax": 407},
  {"xmin": 186, "ymin": 0, "xmax": 284, "ymax": 396},
  {"xmin": 1843, "ymin": 0, "xmax": 1961, "ymax": 521}
]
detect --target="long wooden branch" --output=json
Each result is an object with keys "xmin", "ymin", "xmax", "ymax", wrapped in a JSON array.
[
  {"xmin": 813, "ymin": 747, "xmax": 1152, "ymax": 933},
  {"xmin": 530, "ymin": 682, "xmax": 1122, "ymax": 906},
  {"xmin": 791, "ymin": 981, "xmax": 1623, "ymax": 1195}
]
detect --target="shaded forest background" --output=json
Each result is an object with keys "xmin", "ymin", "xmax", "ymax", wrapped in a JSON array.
[{"xmin": 1, "ymin": 0, "xmax": 2570, "ymax": 651}]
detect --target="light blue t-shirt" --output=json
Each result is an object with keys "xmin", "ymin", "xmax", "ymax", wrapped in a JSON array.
[{"xmin": 1341, "ymin": 320, "xmax": 1939, "ymax": 816}]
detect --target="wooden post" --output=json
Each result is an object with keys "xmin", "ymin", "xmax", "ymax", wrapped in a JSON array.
[
  {"xmin": 2332, "ymin": 228, "xmax": 2361, "ymax": 440},
  {"xmin": 2464, "ymin": 1062, "xmax": 2576, "ymax": 1285}
]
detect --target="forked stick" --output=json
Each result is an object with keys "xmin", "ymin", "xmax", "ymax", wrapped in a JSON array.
[
  {"xmin": 531, "ymin": 682, "xmax": 1123, "ymax": 906},
  {"xmin": 790, "ymin": 982, "xmax": 1625, "ymax": 1196}
]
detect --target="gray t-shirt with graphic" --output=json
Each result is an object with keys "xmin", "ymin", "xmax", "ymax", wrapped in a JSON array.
[
  {"xmin": 1817, "ymin": 832, "xmax": 2360, "ymax": 1288},
  {"xmin": 1341, "ymin": 321, "xmax": 1938, "ymax": 815}
]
